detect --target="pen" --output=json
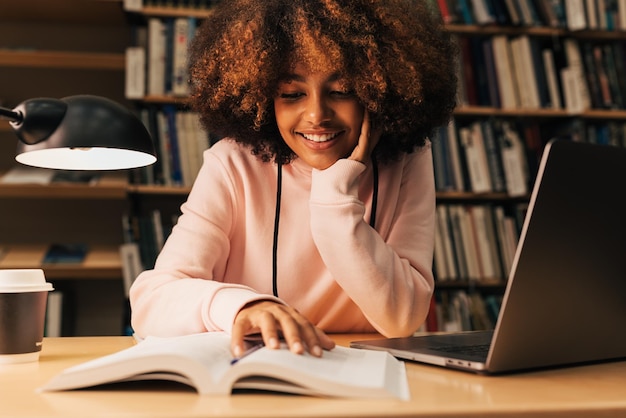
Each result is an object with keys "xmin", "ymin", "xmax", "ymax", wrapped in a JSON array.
[{"xmin": 230, "ymin": 344, "xmax": 263, "ymax": 365}]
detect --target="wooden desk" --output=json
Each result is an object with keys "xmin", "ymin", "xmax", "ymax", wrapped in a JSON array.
[{"xmin": 1, "ymin": 335, "xmax": 626, "ymax": 417}]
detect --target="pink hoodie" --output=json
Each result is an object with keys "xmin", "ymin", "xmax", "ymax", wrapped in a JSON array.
[{"xmin": 130, "ymin": 138, "xmax": 435, "ymax": 338}]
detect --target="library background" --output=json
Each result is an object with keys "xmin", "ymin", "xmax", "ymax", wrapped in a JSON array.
[{"xmin": 1, "ymin": 0, "xmax": 625, "ymax": 336}]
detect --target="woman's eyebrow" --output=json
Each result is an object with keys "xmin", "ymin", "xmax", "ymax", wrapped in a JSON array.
[
  {"xmin": 279, "ymin": 72, "xmax": 342, "ymax": 83},
  {"xmin": 279, "ymin": 74, "xmax": 305, "ymax": 83}
]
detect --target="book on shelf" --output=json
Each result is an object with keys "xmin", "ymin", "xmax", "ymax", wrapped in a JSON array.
[
  {"xmin": 45, "ymin": 291, "xmax": 64, "ymax": 338},
  {"xmin": 147, "ymin": 17, "xmax": 167, "ymax": 96},
  {"xmin": 542, "ymin": 48, "xmax": 563, "ymax": 109},
  {"xmin": 172, "ymin": 17, "xmax": 196, "ymax": 96},
  {"xmin": 479, "ymin": 120, "xmax": 506, "ymax": 193},
  {"xmin": 0, "ymin": 166, "xmax": 54, "ymax": 185},
  {"xmin": 163, "ymin": 18, "xmax": 175, "ymax": 95},
  {"xmin": 432, "ymin": 289, "xmax": 502, "ymax": 332},
  {"xmin": 119, "ymin": 243, "xmax": 143, "ymax": 298},
  {"xmin": 39, "ymin": 332, "xmax": 410, "ymax": 400},
  {"xmin": 122, "ymin": 0, "xmax": 142, "ymax": 12},
  {"xmin": 458, "ymin": 123, "xmax": 491, "ymax": 193},
  {"xmin": 163, "ymin": 105, "xmax": 184, "ymax": 185},
  {"xmin": 562, "ymin": 38, "xmax": 592, "ymax": 112},
  {"xmin": 44, "ymin": 287, "xmax": 75, "ymax": 337},
  {"xmin": 41, "ymin": 243, "xmax": 89, "ymax": 265},
  {"xmin": 503, "ymin": 0, "xmax": 521, "ymax": 25},
  {"xmin": 481, "ymin": 37, "xmax": 501, "ymax": 108},
  {"xmin": 447, "ymin": 205, "xmax": 470, "ymax": 279},
  {"xmin": 497, "ymin": 120, "xmax": 529, "ymax": 197},
  {"xmin": 603, "ymin": 43, "xmax": 626, "ymax": 109},
  {"xmin": 565, "ymin": 0, "xmax": 587, "ymax": 30},
  {"xmin": 491, "ymin": 34, "xmax": 519, "ymax": 109},
  {"xmin": 125, "ymin": 46, "xmax": 146, "ymax": 99},
  {"xmin": 469, "ymin": 0, "xmax": 495, "ymax": 25}
]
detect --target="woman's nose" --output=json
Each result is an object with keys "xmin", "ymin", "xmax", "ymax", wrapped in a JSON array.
[{"xmin": 305, "ymin": 97, "xmax": 333, "ymax": 125}]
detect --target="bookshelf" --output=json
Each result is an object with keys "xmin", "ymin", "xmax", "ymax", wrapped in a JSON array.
[
  {"xmin": 6, "ymin": 1, "xmax": 621, "ymax": 336},
  {"xmin": 123, "ymin": 1, "xmax": 626, "ymax": 333},
  {"xmin": 430, "ymin": 0, "xmax": 626, "ymax": 333},
  {"xmin": 0, "ymin": 0, "xmax": 133, "ymax": 336}
]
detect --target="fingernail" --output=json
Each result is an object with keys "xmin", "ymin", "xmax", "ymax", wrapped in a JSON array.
[
  {"xmin": 233, "ymin": 345, "xmax": 243, "ymax": 358},
  {"xmin": 311, "ymin": 345, "xmax": 322, "ymax": 357},
  {"xmin": 268, "ymin": 337, "xmax": 279, "ymax": 349},
  {"xmin": 291, "ymin": 341, "xmax": 303, "ymax": 353}
]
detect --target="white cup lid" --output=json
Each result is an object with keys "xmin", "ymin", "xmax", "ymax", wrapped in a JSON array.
[{"xmin": 0, "ymin": 269, "xmax": 53, "ymax": 293}]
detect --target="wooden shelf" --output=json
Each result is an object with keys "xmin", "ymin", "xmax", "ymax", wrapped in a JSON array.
[
  {"xmin": 436, "ymin": 191, "xmax": 529, "ymax": 201},
  {"xmin": 0, "ymin": 244, "xmax": 122, "ymax": 280},
  {"xmin": 136, "ymin": 5, "xmax": 216, "ymax": 19},
  {"xmin": 0, "ymin": 0, "xmax": 128, "ymax": 25},
  {"xmin": 436, "ymin": 279, "xmax": 507, "ymax": 289},
  {"xmin": 445, "ymin": 24, "xmax": 626, "ymax": 40},
  {"xmin": 454, "ymin": 106, "xmax": 626, "ymax": 120},
  {"xmin": 128, "ymin": 184, "xmax": 191, "ymax": 196},
  {"xmin": 0, "ymin": 50, "xmax": 125, "ymax": 70},
  {"xmin": 138, "ymin": 95, "xmax": 192, "ymax": 105},
  {"xmin": 0, "ymin": 172, "xmax": 129, "ymax": 199}
]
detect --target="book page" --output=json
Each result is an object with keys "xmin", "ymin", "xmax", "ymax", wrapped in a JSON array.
[
  {"xmin": 229, "ymin": 345, "xmax": 409, "ymax": 400},
  {"xmin": 40, "ymin": 333, "xmax": 236, "ymax": 394}
]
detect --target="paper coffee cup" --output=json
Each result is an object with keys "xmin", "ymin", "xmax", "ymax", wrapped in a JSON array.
[{"xmin": 0, "ymin": 269, "xmax": 54, "ymax": 364}]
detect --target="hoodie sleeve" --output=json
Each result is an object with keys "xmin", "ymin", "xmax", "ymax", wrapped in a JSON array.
[{"xmin": 309, "ymin": 146, "xmax": 436, "ymax": 337}]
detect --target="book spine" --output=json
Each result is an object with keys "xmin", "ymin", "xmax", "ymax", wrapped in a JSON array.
[
  {"xmin": 125, "ymin": 47, "xmax": 146, "ymax": 99},
  {"xmin": 147, "ymin": 18, "xmax": 166, "ymax": 96},
  {"xmin": 172, "ymin": 17, "xmax": 190, "ymax": 96}
]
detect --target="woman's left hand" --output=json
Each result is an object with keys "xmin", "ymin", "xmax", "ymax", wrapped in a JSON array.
[
  {"xmin": 348, "ymin": 111, "xmax": 381, "ymax": 164},
  {"xmin": 231, "ymin": 300, "xmax": 335, "ymax": 358}
]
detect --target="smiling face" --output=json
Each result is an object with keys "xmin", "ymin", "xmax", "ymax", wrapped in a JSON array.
[{"xmin": 274, "ymin": 63, "xmax": 365, "ymax": 170}]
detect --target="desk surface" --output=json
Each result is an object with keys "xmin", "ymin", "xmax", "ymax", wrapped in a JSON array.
[{"xmin": 1, "ymin": 335, "xmax": 626, "ymax": 418}]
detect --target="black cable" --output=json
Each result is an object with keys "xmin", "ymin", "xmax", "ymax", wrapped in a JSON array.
[
  {"xmin": 370, "ymin": 155, "xmax": 378, "ymax": 229},
  {"xmin": 272, "ymin": 162, "xmax": 282, "ymax": 297}
]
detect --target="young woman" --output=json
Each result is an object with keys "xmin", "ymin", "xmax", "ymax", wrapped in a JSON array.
[{"xmin": 130, "ymin": 0, "xmax": 457, "ymax": 359}]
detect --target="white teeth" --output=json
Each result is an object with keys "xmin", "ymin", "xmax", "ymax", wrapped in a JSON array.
[{"xmin": 301, "ymin": 132, "xmax": 339, "ymax": 142}]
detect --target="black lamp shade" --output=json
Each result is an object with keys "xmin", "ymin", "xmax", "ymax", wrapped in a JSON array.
[{"xmin": 12, "ymin": 95, "xmax": 156, "ymax": 170}]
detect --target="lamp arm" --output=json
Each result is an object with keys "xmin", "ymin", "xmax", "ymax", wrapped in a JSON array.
[{"xmin": 0, "ymin": 106, "xmax": 22, "ymax": 123}]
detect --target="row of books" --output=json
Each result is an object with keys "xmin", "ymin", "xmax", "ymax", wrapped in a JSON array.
[
  {"xmin": 457, "ymin": 34, "xmax": 626, "ymax": 112},
  {"xmin": 126, "ymin": 16, "xmax": 199, "ymax": 99},
  {"xmin": 122, "ymin": 210, "xmax": 177, "ymax": 273},
  {"xmin": 432, "ymin": 117, "xmax": 626, "ymax": 195},
  {"xmin": 438, "ymin": 0, "xmax": 626, "ymax": 30},
  {"xmin": 432, "ymin": 118, "xmax": 536, "ymax": 196},
  {"xmin": 424, "ymin": 289, "xmax": 502, "ymax": 332},
  {"xmin": 132, "ymin": 106, "xmax": 211, "ymax": 187},
  {"xmin": 433, "ymin": 203, "xmax": 527, "ymax": 282},
  {"xmin": 124, "ymin": 0, "xmax": 220, "ymax": 11}
]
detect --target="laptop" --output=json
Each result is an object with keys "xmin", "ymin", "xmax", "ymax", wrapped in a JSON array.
[{"xmin": 351, "ymin": 139, "xmax": 626, "ymax": 374}]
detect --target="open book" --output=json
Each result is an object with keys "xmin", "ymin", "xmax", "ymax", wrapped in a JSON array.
[{"xmin": 39, "ymin": 332, "xmax": 409, "ymax": 400}]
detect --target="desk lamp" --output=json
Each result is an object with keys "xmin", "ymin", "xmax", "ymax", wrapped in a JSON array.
[{"xmin": 0, "ymin": 95, "xmax": 156, "ymax": 170}]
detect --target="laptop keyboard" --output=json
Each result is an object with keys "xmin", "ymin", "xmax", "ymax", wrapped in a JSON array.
[{"xmin": 434, "ymin": 344, "xmax": 491, "ymax": 356}]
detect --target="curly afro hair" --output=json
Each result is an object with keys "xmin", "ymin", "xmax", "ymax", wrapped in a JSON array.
[{"xmin": 189, "ymin": 0, "xmax": 457, "ymax": 165}]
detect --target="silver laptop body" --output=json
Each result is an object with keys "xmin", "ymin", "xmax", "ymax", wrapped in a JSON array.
[{"xmin": 351, "ymin": 139, "xmax": 626, "ymax": 374}]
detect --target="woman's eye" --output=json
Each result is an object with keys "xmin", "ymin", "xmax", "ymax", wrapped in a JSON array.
[
  {"xmin": 331, "ymin": 90, "xmax": 354, "ymax": 97},
  {"xmin": 279, "ymin": 92, "xmax": 303, "ymax": 99}
]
